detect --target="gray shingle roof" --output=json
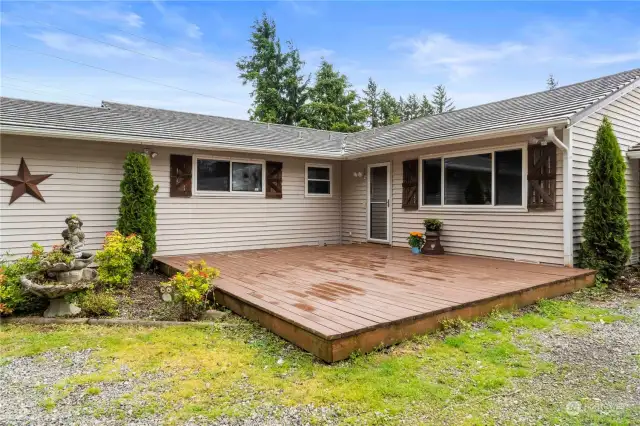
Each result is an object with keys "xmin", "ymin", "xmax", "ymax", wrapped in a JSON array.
[
  {"xmin": 2, "ymin": 67, "xmax": 639, "ymax": 158},
  {"xmin": 0, "ymin": 98, "xmax": 346, "ymax": 157}
]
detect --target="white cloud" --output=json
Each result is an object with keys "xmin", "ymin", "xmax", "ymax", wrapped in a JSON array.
[
  {"xmin": 583, "ymin": 44, "xmax": 640, "ymax": 65},
  {"xmin": 284, "ymin": 1, "xmax": 320, "ymax": 16},
  {"xmin": 394, "ymin": 33, "xmax": 526, "ymax": 78},
  {"xmin": 72, "ymin": 6, "xmax": 143, "ymax": 28},
  {"xmin": 29, "ymin": 32, "xmax": 133, "ymax": 58},
  {"xmin": 152, "ymin": 0, "xmax": 202, "ymax": 39}
]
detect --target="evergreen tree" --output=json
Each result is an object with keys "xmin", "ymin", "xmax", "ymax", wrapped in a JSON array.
[
  {"xmin": 432, "ymin": 84, "xmax": 455, "ymax": 114},
  {"xmin": 379, "ymin": 90, "xmax": 401, "ymax": 126},
  {"xmin": 546, "ymin": 74, "xmax": 558, "ymax": 90},
  {"xmin": 579, "ymin": 117, "xmax": 631, "ymax": 281},
  {"xmin": 299, "ymin": 60, "xmax": 367, "ymax": 132},
  {"xmin": 362, "ymin": 77, "xmax": 381, "ymax": 128},
  {"xmin": 237, "ymin": 14, "xmax": 308, "ymax": 125},
  {"xmin": 420, "ymin": 94, "xmax": 434, "ymax": 117},
  {"xmin": 403, "ymin": 94, "xmax": 421, "ymax": 120},
  {"xmin": 117, "ymin": 152, "xmax": 158, "ymax": 270}
]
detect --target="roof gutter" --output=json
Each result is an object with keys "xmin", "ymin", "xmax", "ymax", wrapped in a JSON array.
[
  {"xmin": 546, "ymin": 127, "xmax": 574, "ymax": 267},
  {"xmin": 344, "ymin": 119, "xmax": 570, "ymax": 159},
  {"xmin": 0, "ymin": 125, "xmax": 343, "ymax": 161}
]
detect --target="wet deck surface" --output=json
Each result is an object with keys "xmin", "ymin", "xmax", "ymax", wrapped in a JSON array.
[{"xmin": 155, "ymin": 244, "xmax": 595, "ymax": 361}]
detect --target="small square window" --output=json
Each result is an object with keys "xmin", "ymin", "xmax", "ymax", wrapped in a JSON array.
[
  {"xmin": 197, "ymin": 159, "xmax": 230, "ymax": 192},
  {"xmin": 232, "ymin": 162, "xmax": 263, "ymax": 192},
  {"xmin": 306, "ymin": 164, "xmax": 332, "ymax": 196}
]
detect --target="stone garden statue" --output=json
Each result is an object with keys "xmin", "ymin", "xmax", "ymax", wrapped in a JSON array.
[
  {"xmin": 62, "ymin": 214, "xmax": 85, "ymax": 258},
  {"xmin": 21, "ymin": 215, "xmax": 97, "ymax": 317}
]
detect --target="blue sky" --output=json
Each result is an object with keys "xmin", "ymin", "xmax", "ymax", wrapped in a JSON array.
[{"xmin": 1, "ymin": 1, "xmax": 639, "ymax": 119}]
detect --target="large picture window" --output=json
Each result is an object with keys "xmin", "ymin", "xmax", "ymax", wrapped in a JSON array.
[
  {"xmin": 420, "ymin": 147, "xmax": 525, "ymax": 208},
  {"xmin": 195, "ymin": 157, "xmax": 264, "ymax": 195},
  {"xmin": 306, "ymin": 164, "xmax": 332, "ymax": 196}
]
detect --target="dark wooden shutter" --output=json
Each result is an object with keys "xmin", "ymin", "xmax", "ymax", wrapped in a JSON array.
[
  {"xmin": 169, "ymin": 154, "xmax": 192, "ymax": 197},
  {"xmin": 527, "ymin": 144, "xmax": 556, "ymax": 210},
  {"xmin": 402, "ymin": 159, "xmax": 419, "ymax": 209},
  {"xmin": 266, "ymin": 161, "xmax": 283, "ymax": 199}
]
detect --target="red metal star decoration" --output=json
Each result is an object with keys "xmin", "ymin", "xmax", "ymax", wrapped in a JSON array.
[{"xmin": 0, "ymin": 157, "xmax": 52, "ymax": 205}]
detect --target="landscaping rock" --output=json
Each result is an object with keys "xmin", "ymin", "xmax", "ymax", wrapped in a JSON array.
[{"xmin": 200, "ymin": 309, "xmax": 228, "ymax": 321}]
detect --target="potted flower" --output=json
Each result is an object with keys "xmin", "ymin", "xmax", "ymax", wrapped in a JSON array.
[
  {"xmin": 407, "ymin": 232, "xmax": 424, "ymax": 255},
  {"xmin": 422, "ymin": 219, "xmax": 444, "ymax": 255}
]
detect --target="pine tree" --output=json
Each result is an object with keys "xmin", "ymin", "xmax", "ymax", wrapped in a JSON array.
[
  {"xmin": 420, "ymin": 94, "xmax": 434, "ymax": 117},
  {"xmin": 579, "ymin": 117, "xmax": 631, "ymax": 281},
  {"xmin": 117, "ymin": 152, "xmax": 159, "ymax": 270},
  {"xmin": 379, "ymin": 90, "xmax": 401, "ymax": 126},
  {"xmin": 546, "ymin": 74, "xmax": 558, "ymax": 90},
  {"xmin": 362, "ymin": 77, "xmax": 381, "ymax": 128},
  {"xmin": 397, "ymin": 96, "xmax": 406, "ymax": 121},
  {"xmin": 237, "ymin": 14, "xmax": 308, "ymax": 125},
  {"xmin": 432, "ymin": 84, "xmax": 455, "ymax": 114},
  {"xmin": 403, "ymin": 94, "xmax": 421, "ymax": 120},
  {"xmin": 299, "ymin": 60, "xmax": 366, "ymax": 132}
]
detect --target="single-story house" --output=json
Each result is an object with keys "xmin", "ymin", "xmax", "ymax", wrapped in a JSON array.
[{"xmin": 1, "ymin": 68, "xmax": 639, "ymax": 268}]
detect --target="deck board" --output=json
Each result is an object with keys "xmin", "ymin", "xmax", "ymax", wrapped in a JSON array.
[{"xmin": 155, "ymin": 244, "xmax": 595, "ymax": 362}]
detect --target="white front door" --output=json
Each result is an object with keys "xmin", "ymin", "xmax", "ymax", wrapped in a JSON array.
[{"xmin": 367, "ymin": 162, "xmax": 391, "ymax": 243}]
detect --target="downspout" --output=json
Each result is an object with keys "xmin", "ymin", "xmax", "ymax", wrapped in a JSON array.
[{"xmin": 546, "ymin": 127, "xmax": 573, "ymax": 267}]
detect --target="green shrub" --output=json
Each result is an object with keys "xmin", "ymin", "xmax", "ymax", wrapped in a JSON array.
[
  {"xmin": 423, "ymin": 219, "xmax": 443, "ymax": 233},
  {"xmin": 95, "ymin": 231, "xmax": 143, "ymax": 288},
  {"xmin": 77, "ymin": 290, "xmax": 118, "ymax": 317},
  {"xmin": 117, "ymin": 152, "xmax": 158, "ymax": 270},
  {"xmin": 579, "ymin": 117, "xmax": 631, "ymax": 281},
  {"xmin": 0, "ymin": 243, "xmax": 47, "ymax": 315},
  {"xmin": 165, "ymin": 260, "xmax": 220, "ymax": 320},
  {"xmin": 44, "ymin": 245, "xmax": 75, "ymax": 265}
]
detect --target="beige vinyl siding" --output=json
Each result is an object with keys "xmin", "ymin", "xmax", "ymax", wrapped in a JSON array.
[
  {"xmin": 341, "ymin": 134, "xmax": 565, "ymax": 265},
  {"xmin": 570, "ymin": 87, "xmax": 640, "ymax": 263},
  {"xmin": 0, "ymin": 135, "xmax": 342, "ymax": 257}
]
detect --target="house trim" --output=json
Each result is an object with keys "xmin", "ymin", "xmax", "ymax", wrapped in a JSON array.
[{"xmin": 0, "ymin": 125, "xmax": 343, "ymax": 160}]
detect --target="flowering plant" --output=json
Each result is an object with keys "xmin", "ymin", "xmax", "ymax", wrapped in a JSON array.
[
  {"xmin": 166, "ymin": 260, "xmax": 220, "ymax": 318},
  {"xmin": 95, "ymin": 230, "xmax": 143, "ymax": 287},
  {"xmin": 407, "ymin": 232, "xmax": 424, "ymax": 248},
  {"xmin": 423, "ymin": 219, "xmax": 443, "ymax": 233},
  {"xmin": 0, "ymin": 243, "xmax": 45, "ymax": 316}
]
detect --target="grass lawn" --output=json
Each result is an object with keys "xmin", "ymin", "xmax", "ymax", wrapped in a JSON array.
[{"xmin": 1, "ymin": 291, "xmax": 639, "ymax": 425}]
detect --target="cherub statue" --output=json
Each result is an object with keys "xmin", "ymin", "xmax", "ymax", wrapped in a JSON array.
[{"xmin": 62, "ymin": 214, "xmax": 85, "ymax": 258}]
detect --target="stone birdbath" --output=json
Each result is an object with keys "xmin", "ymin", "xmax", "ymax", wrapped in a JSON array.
[{"xmin": 21, "ymin": 215, "xmax": 97, "ymax": 317}]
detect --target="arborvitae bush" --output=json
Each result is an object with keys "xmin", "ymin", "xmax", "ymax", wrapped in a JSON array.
[
  {"xmin": 579, "ymin": 117, "xmax": 631, "ymax": 281},
  {"xmin": 117, "ymin": 152, "xmax": 158, "ymax": 270}
]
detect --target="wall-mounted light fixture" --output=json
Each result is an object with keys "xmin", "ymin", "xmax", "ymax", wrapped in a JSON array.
[
  {"xmin": 143, "ymin": 148, "xmax": 158, "ymax": 158},
  {"xmin": 352, "ymin": 171, "xmax": 364, "ymax": 178}
]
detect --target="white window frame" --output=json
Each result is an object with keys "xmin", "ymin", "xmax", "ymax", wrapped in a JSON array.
[
  {"xmin": 193, "ymin": 155, "xmax": 266, "ymax": 197},
  {"xmin": 305, "ymin": 163, "xmax": 333, "ymax": 197},
  {"xmin": 418, "ymin": 143, "xmax": 528, "ymax": 212}
]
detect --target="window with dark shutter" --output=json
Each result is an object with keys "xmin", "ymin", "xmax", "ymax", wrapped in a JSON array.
[
  {"xmin": 170, "ymin": 154, "xmax": 192, "ymax": 197},
  {"xmin": 266, "ymin": 161, "xmax": 283, "ymax": 199},
  {"xmin": 527, "ymin": 144, "xmax": 556, "ymax": 210},
  {"xmin": 402, "ymin": 159, "xmax": 419, "ymax": 209}
]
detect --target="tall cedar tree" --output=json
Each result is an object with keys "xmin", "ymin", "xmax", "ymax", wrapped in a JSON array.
[
  {"xmin": 299, "ymin": 60, "xmax": 367, "ymax": 132},
  {"xmin": 580, "ymin": 117, "xmax": 631, "ymax": 281},
  {"xmin": 403, "ymin": 94, "xmax": 421, "ymax": 120},
  {"xmin": 547, "ymin": 74, "xmax": 558, "ymax": 90},
  {"xmin": 236, "ymin": 14, "xmax": 308, "ymax": 124},
  {"xmin": 117, "ymin": 152, "xmax": 159, "ymax": 269},
  {"xmin": 379, "ymin": 90, "xmax": 401, "ymax": 126},
  {"xmin": 362, "ymin": 77, "xmax": 381, "ymax": 128},
  {"xmin": 432, "ymin": 84, "xmax": 455, "ymax": 114}
]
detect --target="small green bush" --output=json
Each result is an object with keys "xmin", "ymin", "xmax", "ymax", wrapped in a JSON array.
[
  {"xmin": 117, "ymin": 152, "xmax": 158, "ymax": 270},
  {"xmin": 0, "ymin": 243, "xmax": 48, "ymax": 315},
  {"xmin": 44, "ymin": 245, "xmax": 75, "ymax": 265},
  {"xmin": 165, "ymin": 260, "xmax": 220, "ymax": 320},
  {"xmin": 77, "ymin": 290, "xmax": 118, "ymax": 317},
  {"xmin": 423, "ymin": 219, "xmax": 443, "ymax": 232},
  {"xmin": 95, "ymin": 231, "xmax": 143, "ymax": 288},
  {"xmin": 579, "ymin": 117, "xmax": 631, "ymax": 281}
]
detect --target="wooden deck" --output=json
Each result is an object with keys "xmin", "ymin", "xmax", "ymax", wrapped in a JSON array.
[{"xmin": 155, "ymin": 244, "xmax": 595, "ymax": 362}]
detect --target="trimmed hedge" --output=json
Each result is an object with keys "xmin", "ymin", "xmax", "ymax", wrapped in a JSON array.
[
  {"xmin": 117, "ymin": 152, "xmax": 159, "ymax": 270},
  {"xmin": 579, "ymin": 117, "xmax": 631, "ymax": 281}
]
